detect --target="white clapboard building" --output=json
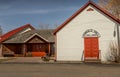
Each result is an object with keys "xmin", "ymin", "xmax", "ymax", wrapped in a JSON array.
[{"xmin": 54, "ymin": 1, "xmax": 120, "ymax": 62}]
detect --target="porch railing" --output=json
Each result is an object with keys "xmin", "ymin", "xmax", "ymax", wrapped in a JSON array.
[
  {"xmin": 81, "ymin": 50, "xmax": 84, "ymax": 61},
  {"xmin": 81, "ymin": 50, "xmax": 101, "ymax": 61}
]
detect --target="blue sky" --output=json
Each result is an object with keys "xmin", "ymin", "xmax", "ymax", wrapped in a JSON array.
[{"xmin": 0, "ymin": 0, "xmax": 98, "ymax": 34}]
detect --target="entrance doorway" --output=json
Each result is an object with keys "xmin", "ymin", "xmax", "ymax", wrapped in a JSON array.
[
  {"xmin": 84, "ymin": 37, "xmax": 99, "ymax": 59},
  {"xmin": 83, "ymin": 29, "xmax": 100, "ymax": 60}
]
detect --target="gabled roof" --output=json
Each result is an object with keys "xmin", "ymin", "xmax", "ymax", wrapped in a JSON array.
[
  {"xmin": 24, "ymin": 33, "xmax": 49, "ymax": 43},
  {"xmin": 54, "ymin": 1, "xmax": 120, "ymax": 35},
  {"xmin": 3, "ymin": 29, "xmax": 54, "ymax": 43},
  {"xmin": 0, "ymin": 24, "xmax": 35, "ymax": 42}
]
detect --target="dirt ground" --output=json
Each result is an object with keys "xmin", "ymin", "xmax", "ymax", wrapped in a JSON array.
[{"xmin": 0, "ymin": 63, "xmax": 119, "ymax": 77}]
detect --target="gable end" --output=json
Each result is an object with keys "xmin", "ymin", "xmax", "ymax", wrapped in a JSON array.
[{"xmin": 54, "ymin": 1, "xmax": 120, "ymax": 35}]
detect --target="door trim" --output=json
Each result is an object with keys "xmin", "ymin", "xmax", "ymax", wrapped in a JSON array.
[{"xmin": 84, "ymin": 37, "xmax": 100, "ymax": 60}]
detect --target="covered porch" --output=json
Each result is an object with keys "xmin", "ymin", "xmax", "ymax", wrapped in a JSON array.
[
  {"xmin": 2, "ymin": 43, "xmax": 54, "ymax": 57},
  {"xmin": 2, "ymin": 30, "xmax": 55, "ymax": 57}
]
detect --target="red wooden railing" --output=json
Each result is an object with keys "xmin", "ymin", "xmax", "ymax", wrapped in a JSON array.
[{"xmin": 32, "ymin": 51, "xmax": 46, "ymax": 57}]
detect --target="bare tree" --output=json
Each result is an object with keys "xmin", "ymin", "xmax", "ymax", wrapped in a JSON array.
[
  {"xmin": 99, "ymin": 0, "xmax": 120, "ymax": 63},
  {"xmin": 107, "ymin": 40, "xmax": 119, "ymax": 62},
  {"xmin": 39, "ymin": 23, "xmax": 59, "ymax": 30},
  {"xmin": 0, "ymin": 26, "xmax": 2, "ymax": 36},
  {"xmin": 99, "ymin": 0, "xmax": 120, "ymax": 19},
  {"xmin": 39, "ymin": 23, "xmax": 50, "ymax": 29},
  {"xmin": 53, "ymin": 24, "xmax": 58, "ymax": 29}
]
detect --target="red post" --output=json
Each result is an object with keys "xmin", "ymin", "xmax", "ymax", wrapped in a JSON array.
[{"xmin": 48, "ymin": 43, "xmax": 50, "ymax": 56}]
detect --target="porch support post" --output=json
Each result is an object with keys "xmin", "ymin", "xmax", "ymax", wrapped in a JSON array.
[
  {"xmin": 23, "ymin": 44, "xmax": 27, "ymax": 57},
  {"xmin": 48, "ymin": 43, "xmax": 51, "ymax": 56},
  {"xmin": 0, "ymin": 44, "xmax": 3, "ymax": 57},
  {"xmin": 0, "ymin": 36, "xmax": 3, "ymax": 57}
]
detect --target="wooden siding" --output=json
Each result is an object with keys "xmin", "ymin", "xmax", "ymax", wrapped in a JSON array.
[
  {"xmin": 56, "ymin": 5, "xmax": 118, "ymax": 61},
  {"xmin": 27, "ymin": 36, "xmax": 46, "ymax": 43}
]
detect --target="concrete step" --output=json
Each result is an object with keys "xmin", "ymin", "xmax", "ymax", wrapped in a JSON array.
[{"xmin": 84, "ymin": 59, "xmax": 101, "ymax": 63}]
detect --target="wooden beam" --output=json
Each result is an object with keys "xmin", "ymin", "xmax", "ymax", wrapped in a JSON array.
[
  {"xmin": 0, "ymin": 44, "xmax": 3, "ymax": 57},
  {"xmin": 48, "ymin": 43, "xmax": 50, "ymax": 56},
  {"xmin": 22, "ymin": 44, "xmax": 27, "ymax": 57}
]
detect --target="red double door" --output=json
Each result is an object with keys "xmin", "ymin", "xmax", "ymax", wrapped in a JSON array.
[{"xmin": 84, "ymin": 37, "xmax": 99, "ymax": 59}]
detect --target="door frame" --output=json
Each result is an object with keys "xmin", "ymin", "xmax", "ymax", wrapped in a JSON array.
[
  {"xmin": 84, "ymin": 37, "xmax": 100, "ymax": 60},
  {"xmin": 82, "ymin": 29, "xmax": 101, "ymax": 60}
]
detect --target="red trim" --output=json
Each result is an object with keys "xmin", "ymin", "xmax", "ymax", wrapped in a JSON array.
[
  {"xmin": 87, "ymin": 8, "xmax": 94, "ymax": 11},
  {"xmin": 54, "ymin": 1, "xmax": 120, "ymax": 35},
  {"xmin": 0, "ymin": 24, "xmax": 35, "ymax": 42},
  {"xmin": 48, "ymin": 43, "xmax": 50, "ymax": 55}
]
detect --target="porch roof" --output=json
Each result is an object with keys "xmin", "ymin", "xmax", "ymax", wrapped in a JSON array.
[{"xmin": 3, "ymin": 29, "xmax": 54, "ymax": 43}]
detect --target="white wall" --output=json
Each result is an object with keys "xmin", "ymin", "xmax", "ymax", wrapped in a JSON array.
[{"xmin": 56, "ymin": 5, "xmax": 119, "ymax": 62}]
